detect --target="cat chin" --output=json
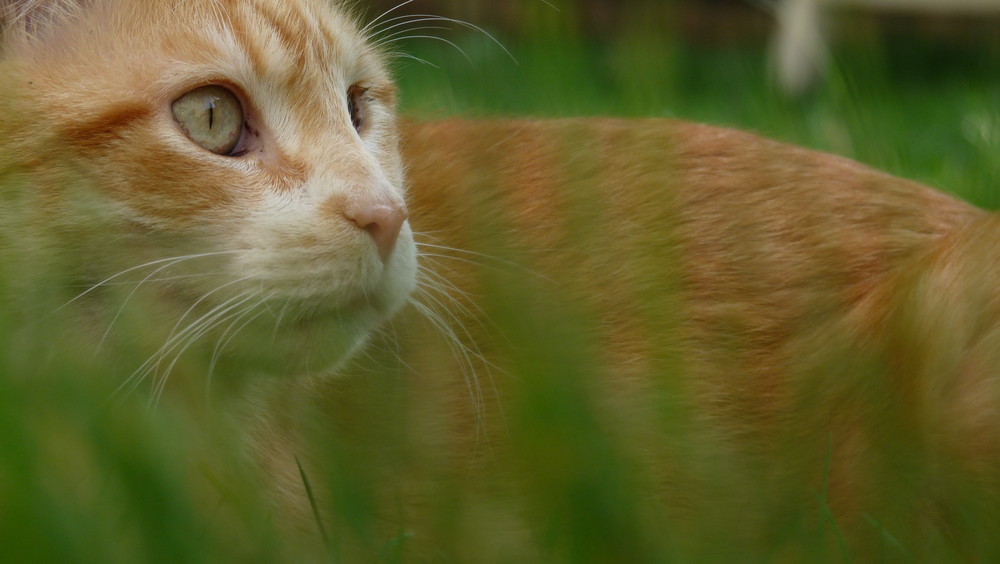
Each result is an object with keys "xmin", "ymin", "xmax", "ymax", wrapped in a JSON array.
[{"xmin": 216, "ymin": 228, "xmax": 417, "ymax": 376}]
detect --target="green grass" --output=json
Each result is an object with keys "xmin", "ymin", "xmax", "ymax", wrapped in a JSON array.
[
  {"xmin": 394, "ymin": 25, "xmax": 1000, "ymax": 208},
  {"xmin": 4, "ymin": 15, "xmax": 1000, "ymax": 563}
]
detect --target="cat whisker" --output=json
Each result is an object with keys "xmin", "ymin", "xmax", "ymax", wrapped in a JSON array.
[
  {"xmin": 414, "ymin": 240, "xmax": 555, "ymax": 283},
  {"xmin": 359, "ymin": 0, "xmax": 419, "ymax": 38},
  {"xmin": 111, "ymin": 282, "xmax": 254, "ymax": 403},
  {"xmin": 72, "ymin": 273, "xmax": 218, "ymax": 286},
  {"xmin": 58, "ymin": 250, "xmax": 244, "ymax": 311},
  {"xmin": 380, "ymin": 35, "xmax": 473, "ymax": 65},
  {"xmin": 416, "ymin": 271, "xmax": 485, "ymax": 326},
  {"xmin": 409, "ymin": 296, "xmax": 489, "ymax": 438},
  {"xmin": 372, "ymin": 24, "xmax": 453, "ymax": 49},
  {"xmin": 413, "ymin": 273, "xmax": 508, "ymax": 380},
  {"xmin": 368, "ymin": 14, "xmax": 516, "ymax": 65},
  {"xmin": 97, "ymin": 265, "xmax": 230, "ymax": 351},
  {"xmin": 165, "ymin": 275, "xmax": 255, "ymax": 344},
  {"xmin": 376, "ymin": 24, "xmax": 451, "ymax": 41},
  {"xmin": 146, "ymin": 290, "xmax": 261, "ymax": 408},
  {"xmin": 368, "ymin": 14, "xmax": 453, "ymax": 38},
  {"xmin": 382, "ymin": 317, "xmax": 408, "ymax": 375},
  {"xmin": 418, "ymin": 251, "xmax": 554, "ymax": 285},
  {"xmin": 207, "ymin": 291, "xmax": 274, "ymax": 399},
  {"xmin": 410, "ymin": 272, "xmax": 511, "ymax": 447},
  {"xmin": 271, "ymin": 297, "xmax": 295, "ymax": 345},
  {"xmin": 384, "ymin": 51, "xmax": 440, "ymax": 68}
]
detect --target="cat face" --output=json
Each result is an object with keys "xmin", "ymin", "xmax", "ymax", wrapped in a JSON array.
[{"xmin": 0, "ymin": 0, "xmax": 416, "ymax": 376}]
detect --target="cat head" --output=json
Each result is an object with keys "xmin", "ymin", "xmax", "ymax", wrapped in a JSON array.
[{"xmin": 0, "ymin": 0, "xmax": 417, "ymax": 378}]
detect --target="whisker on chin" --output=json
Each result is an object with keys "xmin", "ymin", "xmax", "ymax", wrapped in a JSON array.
[
  {"xmin": 270, "ymin": 297, "xmax": 296, "ymax": 345},
  {"xmin": 109, "ymin": 284, "xmax": 255, "ymax": 404},
  {"xmin": 206, "ymin": 291, "xmax": 274, "ymax": 400},
  {"xmin": 146, "ymin": 290, "xmax": 262, "ymax": 408},
  {"xmin": 165, "ymin": 275, "xmax": 256, "ymax": 344},
  {"xmin": 97, "ymin": 266, "xmax": 230, "ymax": 351}
]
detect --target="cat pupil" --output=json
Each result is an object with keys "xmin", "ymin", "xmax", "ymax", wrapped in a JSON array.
[
  {"xmin": 349, "ymin": 97, "xmax": 361, "ymax": 131},
  {"xmin": 348, "ymin": 86, "xmax": 365, "ymax": 132},
  {"xmin": 171, "ymin": 85, "xmax": 243, "ymax": 155}
]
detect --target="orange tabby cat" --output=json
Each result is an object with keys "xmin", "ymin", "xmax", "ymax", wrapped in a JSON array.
[{"xmin": 2, "ymin": 0, "xmax": 999, "ymax": 561}]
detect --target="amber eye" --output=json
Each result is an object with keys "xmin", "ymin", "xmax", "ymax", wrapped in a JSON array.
[
  {"xmin": 171, "ymin": 85, "xmax": 244, "ymax": 155},
  {"xmin": 347, "ymin": 85, "xmax": 368, "ymax": 132}
]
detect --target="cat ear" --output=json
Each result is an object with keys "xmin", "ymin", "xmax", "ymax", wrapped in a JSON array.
[{"xmin": 1, "ymin": 0, "xmax": 90, "ymax": 40}]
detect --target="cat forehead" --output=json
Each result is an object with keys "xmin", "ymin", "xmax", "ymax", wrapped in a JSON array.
[
  {"xmin": 193, "ymin": 0, "xmax": 373, "ymax": 71},
  {"xmin": 4, "ymin": 0, "xmax": 381, "ymax": 78}
]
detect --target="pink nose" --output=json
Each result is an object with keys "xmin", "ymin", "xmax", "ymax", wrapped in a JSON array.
[{"xmin": 344, "ymin": 199, "xmax": 408, "ymax": 261}]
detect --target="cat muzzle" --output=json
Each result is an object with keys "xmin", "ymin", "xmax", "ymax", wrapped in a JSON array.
[{"xmin": 343, "ymin": 200, "xmax": 409, "ymax": 261}]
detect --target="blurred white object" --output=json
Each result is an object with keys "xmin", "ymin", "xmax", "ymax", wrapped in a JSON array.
[{"xmin": 773, "ymin": 0, "xmax": 1000, "ymax": 94}]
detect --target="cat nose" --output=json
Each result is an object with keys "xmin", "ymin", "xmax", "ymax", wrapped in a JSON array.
[{"xmin": 344, "ymin": 198, "xmax": 408, "ymax": 261}]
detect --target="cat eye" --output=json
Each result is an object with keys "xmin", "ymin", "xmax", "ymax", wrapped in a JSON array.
[
  {"xmin": 171, "ymin": 85, "xmax": 245, "ymax": 155},
  {"xmin": 348, "ymin": 85, "xmax": 368, "ymax": 132}
]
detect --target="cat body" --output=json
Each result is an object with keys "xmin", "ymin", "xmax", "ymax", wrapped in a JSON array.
[
  {"xmin": 266, "ymin": 118, "xmax": 997, "ymax": 560},
  {"xmin": 2, "ymin": 0, "xmax": 1000, "ymax": 561}
]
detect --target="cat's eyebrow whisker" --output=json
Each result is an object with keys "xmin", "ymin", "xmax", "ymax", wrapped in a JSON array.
[
  {"xmin": 372, "ymin": 25, "xmax": 452, "ymax": 47},
  {"xmin": 367, "ymin": 19, "xmax": 474, "ymax": 66},
  {"xmin": 384, "ymin": 51, "xmax": 440, "ymax": 69},
  {"xmin": 369, "ymin": 17, "xmax": 453, "ymax": 40},
  {"xmin": 384, "ymin": 35, "xmax": 474, "ymax": 65},
  {"xmin": 359, "ymin": 0, "xmax": 419, "ymax": 38},
  {"xmin": 369, "ymin": 14, "xmax": 517, "ymax": 65}
]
